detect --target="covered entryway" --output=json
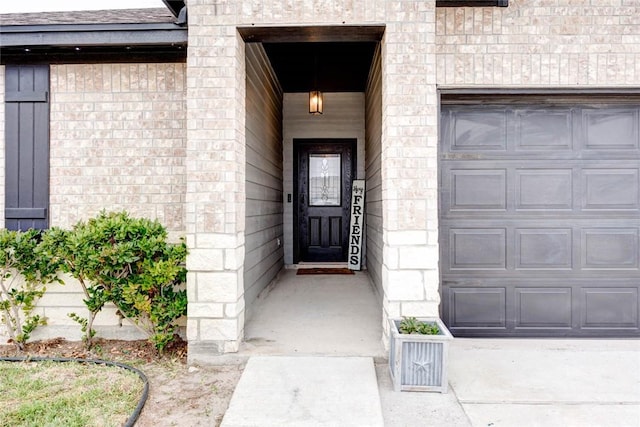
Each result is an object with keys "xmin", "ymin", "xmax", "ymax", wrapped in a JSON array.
[{"xmin": 440, "ymin": 95, "xmax": 640, "ymax": 337}]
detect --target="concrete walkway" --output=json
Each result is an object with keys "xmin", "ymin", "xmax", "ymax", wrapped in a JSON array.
[
  {"xmin": 224, "ymin": 269, "xmax": 640, "ymax": 427},
  {"xmin": 221, "ymin": 356, "xmax": 384, "ymax": 427}
]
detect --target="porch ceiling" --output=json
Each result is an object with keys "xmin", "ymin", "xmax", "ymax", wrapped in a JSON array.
[
  {"xmin": 262, "ymin": 41, "xmax": 377, "ymax": 92},
  {"xmin": 239, "ymin": 26, "xmax": 381, "ymax": 93}
]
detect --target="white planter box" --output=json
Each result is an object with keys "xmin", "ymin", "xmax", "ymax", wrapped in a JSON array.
[{"xmin": 389, "ymin": 317, "xmax": 453, "ymax": 393}]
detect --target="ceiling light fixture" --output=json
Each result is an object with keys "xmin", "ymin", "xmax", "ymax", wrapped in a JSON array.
[{"xmin": 309, "ymin": 50, "xmax": 323, "ymax": 115}]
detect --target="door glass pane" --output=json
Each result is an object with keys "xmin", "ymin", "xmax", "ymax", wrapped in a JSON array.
[{"xmin": 309, "ymin": 154, "xmax": 341, "ymax": 206}]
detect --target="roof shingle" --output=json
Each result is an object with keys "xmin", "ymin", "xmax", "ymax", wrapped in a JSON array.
[{"xmin": 0, "ymin": 8, "xmax": 174, "ymax": 26}]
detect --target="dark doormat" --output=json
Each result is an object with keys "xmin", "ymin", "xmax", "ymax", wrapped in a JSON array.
[{"xmin": 296, "ymin": 268, "xmax": 355, "ymax": 275}]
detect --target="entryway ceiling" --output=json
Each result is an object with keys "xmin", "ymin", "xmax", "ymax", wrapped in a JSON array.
[
  {"xmin": 262, "ymin": 42, "xmax": 377, "ymax": 92},
  {"xmin": 239, "ymin": 26, "xmax": 382, "ymax": 93}
]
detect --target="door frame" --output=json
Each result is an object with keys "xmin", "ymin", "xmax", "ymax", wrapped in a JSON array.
[{"xmin": 293, "ymin": 138, "xmax": 357, "ymax": 264}]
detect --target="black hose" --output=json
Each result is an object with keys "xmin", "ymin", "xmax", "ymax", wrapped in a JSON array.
[{"xmin": 0, "ymin": 356, "xmax": 149, "ymax": 427}]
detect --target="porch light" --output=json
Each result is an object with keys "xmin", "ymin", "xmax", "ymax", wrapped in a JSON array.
[
  {"xmin": 309, "ymin": 49, "xmax": 323, "ymax": 115},
  {"xmin": 309, "ymin": 90, "xmax": 323, "ymax": 115}
]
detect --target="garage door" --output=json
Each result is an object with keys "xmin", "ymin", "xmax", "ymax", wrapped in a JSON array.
[{"xmin": 440, "ymin": 99, "xmax": 640, "ymax": 337}]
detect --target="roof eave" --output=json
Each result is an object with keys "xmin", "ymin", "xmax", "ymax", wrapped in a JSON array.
[{"xmin": 0, "ymin": 23, "xmax": 187, "ymax": 48}]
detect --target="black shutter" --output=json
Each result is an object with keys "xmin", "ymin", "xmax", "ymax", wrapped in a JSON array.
[{"xmin": 5, "ymin": 65, "xmax": 50, "ymax": 231}]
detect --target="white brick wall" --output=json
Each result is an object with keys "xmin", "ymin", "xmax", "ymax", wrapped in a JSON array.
[
  {"xmin": 379, "ymin": 2, "xmax": 441, "ymax": 338},
  {"xmin": 186, "ymin": 21, "xmax": 248, "ymax": 360},
  {"xmin": 436, "ymin": 1, "xmax": 640, "ymax": 86},
  {"xmin": 49, "ymin": 63, "xmax": 187, "ymax": 233}
]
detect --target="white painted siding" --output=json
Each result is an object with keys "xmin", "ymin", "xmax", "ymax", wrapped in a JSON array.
[
  {"xmin": 282, "ymin": 92, "xmax": 366, "ymax": 265},
  {"xmin": 365, "ymin": 45, "xmax": 383, "ymax": 298},
  {"xmin": 244, "ymin": 43, "xmax": 284, "ymax": 319}
]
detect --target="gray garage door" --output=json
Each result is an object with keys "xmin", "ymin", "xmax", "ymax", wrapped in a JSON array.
[{"xmin": 440, "ymin": 100, "xmax": 640, "ymax": 337}]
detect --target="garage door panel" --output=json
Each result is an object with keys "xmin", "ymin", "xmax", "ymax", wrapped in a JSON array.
[
  {"xmin": 449, "ymin": 228, "xmax": 506, "ymax": 270},
  {"xmin": 582, "ymin": 169, "xmax": 639, "ymax": 210},
  {"xmin": 516, "ymin": 169, "xmax": 574, "ymax": 210},
  {"xmin": 443, "ymin": 163, "xmax": 639, "ymax": 217},
  {"xmin": 449, "ymin": 109, "xmax": 507, "ymax": 151},
  {"xmin": 515, "ymin": 288, "xmax": 573, "ymax": 329},
  {"xmin": 448, "ymin": 287, "xmax": 507, "ymax": 328},
  {"xmin": 516, "ymin": 228, "xmax": 573, "ymax": 270},
  {"xmin": 441, "ymin": 101, "xmax": 640, "ymax": 337},
  {"xmin": 583, "ymin": 109, "xmax": 639, "ymax": 150},
  {"xmin": 450, "ymin": 169, "xmax": 507, "ymax": 210},
  {"xmin": 581, "ymin": 288, "xmax": 639, "ymax": 329},
  {"xmin": 515, "ymin": 109, "xmax": 573, "ymax": 150},
  {"xmin": 582, "ymin": 228, "xmax": 639, "ymax": 270}
]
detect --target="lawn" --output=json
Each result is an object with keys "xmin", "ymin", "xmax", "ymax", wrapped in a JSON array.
[{"xmin": 0, "ymin": 360, "xmax": 144, "ymax": 427}]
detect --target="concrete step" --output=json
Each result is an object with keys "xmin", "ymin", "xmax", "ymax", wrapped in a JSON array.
[{"xmin": 221, "ymin": 356, "xmax": 384, "ymax": 427}]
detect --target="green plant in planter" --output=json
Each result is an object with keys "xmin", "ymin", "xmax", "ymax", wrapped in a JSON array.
[
  {"xmin": 398, "ymin": 316, "xmax": 440, "ymax": 335},
  {"xmin": 0, "ymin": 229, "xmax": 62, "ymax": 350}
]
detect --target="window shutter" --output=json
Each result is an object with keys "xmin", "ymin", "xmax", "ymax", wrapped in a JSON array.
[{"xmin": 5, "ymin": 65, "xmax": 50, "ymax": 231}]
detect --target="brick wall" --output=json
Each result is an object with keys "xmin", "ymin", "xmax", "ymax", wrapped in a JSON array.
[
  {"xmin": 1, "ymin": 63, "xmax": 189, "ymax": 343},
  {"xmin": 380, "ymin": 1, "xmax": 440, "ymax": 334},
  {"xmin": 49, "ymin": 63, "xmax": 187, "ymax": 233},
  {"xmin": 436, "ymin": 0, "xmax": 640, "ymax": 86}
]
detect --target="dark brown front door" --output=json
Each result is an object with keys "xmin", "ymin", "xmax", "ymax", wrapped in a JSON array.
[{"xmin": 294, "ymin": 139, "xmax": 356, "ymax": 263}]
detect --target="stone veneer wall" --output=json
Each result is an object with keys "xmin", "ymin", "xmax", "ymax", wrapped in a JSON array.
[
  {"xmin": 186, "ymin": 0, "xmax": 439, "ymax": 361},
  {"xmin": 436, "ymin": 1, "xmax": 640, "ymax": 86}
]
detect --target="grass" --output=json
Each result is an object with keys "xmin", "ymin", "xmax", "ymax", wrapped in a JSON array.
[{"xmin": 0, "ymin": 360, "xmax": 144, "ymax": 427}]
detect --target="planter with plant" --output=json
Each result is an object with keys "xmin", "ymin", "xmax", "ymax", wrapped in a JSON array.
[{"xmin": 389, "ymin": 316, "xmax": 453, "ymax": 392}]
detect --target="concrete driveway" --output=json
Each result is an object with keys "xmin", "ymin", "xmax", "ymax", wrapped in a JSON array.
[{"xmin": 379, "ymin": 338, "xmax": 640, "ymax": 427}]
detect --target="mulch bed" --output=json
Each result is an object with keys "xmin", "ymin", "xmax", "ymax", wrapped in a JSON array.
[{"xmin": 0, "ymin": 336, "xmax": 188, "ymax": 363}]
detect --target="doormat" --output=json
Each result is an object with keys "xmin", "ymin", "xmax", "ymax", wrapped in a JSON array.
[{"xmin": 296, "ymin": 268, "xmax": 355, "ymax": 275}]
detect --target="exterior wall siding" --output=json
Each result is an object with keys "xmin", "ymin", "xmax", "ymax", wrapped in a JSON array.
[
  {"xmin": 365, "ymin": 45, "xmax": 383, "ymax": 301},
  {"xmin": 282, "ymin": 92, "xmax": 366, "ymax": 265},
  {"xmin": 436, "ymin": 1, "xmax": 640, "ymax": 86},
  {"xmin": 244, "ymin": 43, "xmax": 284, "ymax": 320},
  {"xmin": 49, "ymin": 63, "xmax": 187, "ymax": 234}
]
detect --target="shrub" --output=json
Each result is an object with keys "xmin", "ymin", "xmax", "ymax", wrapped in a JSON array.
[
  {"xmin": 0, "ymin": 229, "xmax": 61, "ymax": 350},
  {"xmin": 398, "ymin": 316, "xmax": 440, "ymax": 335},
  {"xmin": 42, "ymin": 211, "xmax": 187, "ymax": 352}
]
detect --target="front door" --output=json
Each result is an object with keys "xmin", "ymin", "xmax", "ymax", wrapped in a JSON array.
[{"xmin": 294, "ymin": 139, "xmax": 356, "ymax": 263}]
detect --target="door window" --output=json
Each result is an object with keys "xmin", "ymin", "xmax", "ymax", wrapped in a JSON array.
[{"xmin": 309, "ymin": 153, "xmax": 341, "ymax": 206}]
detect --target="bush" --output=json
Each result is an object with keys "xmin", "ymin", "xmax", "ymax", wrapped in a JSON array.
[
  {"xmin": 0, "ymin": 229, "xmax": 61, "ymax": 350},
  {"xmin": 41, "ymin": 211, "xmax": 187, "ymax": 353}
]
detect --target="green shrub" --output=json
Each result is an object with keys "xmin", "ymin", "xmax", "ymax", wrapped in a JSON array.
[
  {"xmin": 0, "ymin": 229, "xmax": 61, "ymax": 350},
  {"xmin": 41, "ymin": 211, "xmax": 187, "ymax": 352}
]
